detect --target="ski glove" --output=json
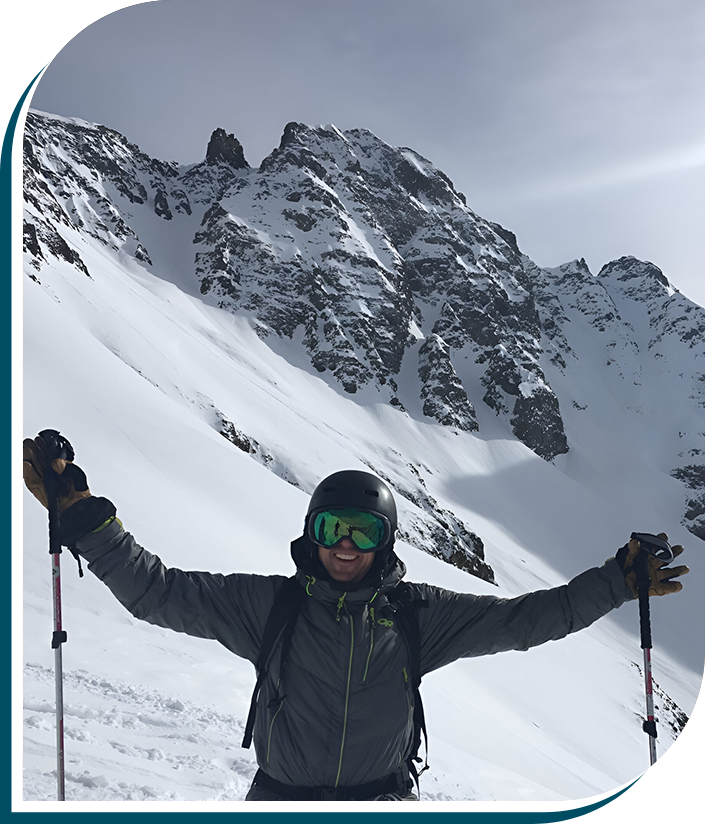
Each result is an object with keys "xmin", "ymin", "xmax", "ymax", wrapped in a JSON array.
[
  {"xmin": 23, "ymin": 433, "xmax": 91, "ymax": 512},
  {"xmin": 23, "ymin": 432, "xmax": 117, "ymax": 546},
  {"xmin": 616, "ymin": 533, "xmax": 688, "ymax": 597}
]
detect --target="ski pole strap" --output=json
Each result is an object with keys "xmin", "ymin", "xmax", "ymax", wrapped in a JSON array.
[{"xmin": 68, "ymin": 548, "xmax": 84, "ymax": 578}]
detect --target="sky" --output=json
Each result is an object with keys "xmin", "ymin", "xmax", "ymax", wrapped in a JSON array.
[{"xmin": 11, "ymin": 0, "xmax": 704, "ymax": 308}]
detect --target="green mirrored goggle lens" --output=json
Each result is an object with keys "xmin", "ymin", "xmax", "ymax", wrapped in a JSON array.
[{"xmin": 312, "ymin": 508, "xmax": 386, "ymax": 551}]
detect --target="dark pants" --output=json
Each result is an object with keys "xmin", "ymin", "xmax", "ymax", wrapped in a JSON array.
[{"xmin": 245, "ymin": 782, "xmax": 418, "ymax": 802}]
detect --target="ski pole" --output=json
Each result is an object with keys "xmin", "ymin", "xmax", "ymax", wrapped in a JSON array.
[
  {"xmin": 636, "ymin": 550, "xmax": 657, "ymax": 766},
  {"xmin": 631, "ymin": 532, "xmax": 673, "ymax": 767},
  {"xmin": 38, "ymin": 429, "xmax": 74, "ymax": 801}
]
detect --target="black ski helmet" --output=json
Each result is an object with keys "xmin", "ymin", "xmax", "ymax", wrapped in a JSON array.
[{"xmin": 306, "ymin": 470, "xmax": 397, "ymax": 553}]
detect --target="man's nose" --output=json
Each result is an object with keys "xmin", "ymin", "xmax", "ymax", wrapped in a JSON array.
[{"xmin": 337, "ymin": 537, "xmax": 358, "ymax": 551}]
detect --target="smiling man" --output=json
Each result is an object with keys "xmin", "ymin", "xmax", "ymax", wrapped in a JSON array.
[
  {"xmin": 318, "ymin": 538, "xmax": 376, "ymax": 583},
  {"xmin": 310, "ymin": 492, "xmax": 386, "ymax": 584},
  {"xmin": 23, "ymin": 433, "xmax": 689, "ymax": 802}
]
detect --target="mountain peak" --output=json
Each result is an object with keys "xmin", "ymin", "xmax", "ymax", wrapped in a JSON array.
[
  {"xmin": 205, "ymin": 128, "xmax": 249, "ymax": 168},
  {"xmin": 279, "ymin": 121, "xmax": 348, "ymax": 148},
  {"xmin": 598, "ymin": 256, "xmax": 671, "ymax": 290}
]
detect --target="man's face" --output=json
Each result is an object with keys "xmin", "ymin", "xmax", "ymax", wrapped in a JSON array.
[{"xmin": 317, "ymin": 537, "xmax": 376, "ymax": 583}]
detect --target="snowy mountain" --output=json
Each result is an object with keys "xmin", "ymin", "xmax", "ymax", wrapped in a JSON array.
[{"xmin": 21, "ymin": 109, "xmax": 705, "ymax": 806}]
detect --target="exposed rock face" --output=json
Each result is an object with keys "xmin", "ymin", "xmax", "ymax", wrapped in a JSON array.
[
  {"xmin": 671, "ymin": 465, "xmax": 705, "ymax": 540},
  {"xmin": 22, "ymin": 113, "xmax": 190, "ymax": 245},
  {"xmin": 189, "ymin": 121, "xmax": 570, "ymax": 459},
  {"xmin": 205, "ymin": 128, "xmax": 249, "ymax": 168},
  {"xmin": 418, "ymin": 334, "xmax": 478, "ymax": 431},
  {"xmin": 22, "ymin": 110, "xmax": 705, "ymax": 544},
  {"xmin": 25, "ymin": 114, "xmax": 563, "ymax": 456}
]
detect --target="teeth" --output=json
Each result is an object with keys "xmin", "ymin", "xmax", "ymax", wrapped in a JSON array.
[{"xmin": 335, "ymin": 553, "xmax": 357, "ymax": 560}]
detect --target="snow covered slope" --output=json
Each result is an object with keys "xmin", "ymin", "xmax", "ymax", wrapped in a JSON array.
[{"xmin": 20, "ymin": 110, "xmax": 704, "ymax": 806}]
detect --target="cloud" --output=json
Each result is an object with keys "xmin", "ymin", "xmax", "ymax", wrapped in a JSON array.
[{"xmin": 511, "ymin": 142, "xmax": 705, "ymax": 203}]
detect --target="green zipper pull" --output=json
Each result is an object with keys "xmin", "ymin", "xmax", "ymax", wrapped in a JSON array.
[
  {"xmin": 335, "ymin": 593, "xmax": 346, "ymax": 622},
  {"xmin": 305, "ymin": 575, "xmax": 316, "ymax": 596}
]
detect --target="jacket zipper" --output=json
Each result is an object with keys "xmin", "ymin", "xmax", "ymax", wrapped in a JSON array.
[
  {"xmin": 266, "ymin": 681, "xmax": 285, "ymax": 765},
  {"xmin": 363, "ymin": 606, "xmax": 375, "ymax": 682},
  {"xmin": 362, "ymin": 590, "xmax": 380, "ymax": 683},
  {"xmin": 334, "ymin": 606, "xmax": 355, "ymax": 788}
]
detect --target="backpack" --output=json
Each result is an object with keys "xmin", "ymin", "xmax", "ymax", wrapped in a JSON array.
[{"xmin": 241, "ymin": 576, "xmax": 429, "ymax": 791}]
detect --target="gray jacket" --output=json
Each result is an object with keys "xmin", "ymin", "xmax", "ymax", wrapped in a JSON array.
[{"xmin": 75, "ymin": 521, "xmax": 633, "ymax": 789}]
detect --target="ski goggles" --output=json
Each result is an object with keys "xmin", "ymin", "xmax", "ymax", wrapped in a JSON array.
[{"xmin": 308, "ymin": 508, "xmax": 391, "ymax": 552}]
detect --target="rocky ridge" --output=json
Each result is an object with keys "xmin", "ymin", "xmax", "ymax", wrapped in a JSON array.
[{"xmin": 22, "ymin": 110, "xmax": 705, "ymax": 545}]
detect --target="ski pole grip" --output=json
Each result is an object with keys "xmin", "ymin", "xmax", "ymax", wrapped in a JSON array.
[
  {"xmin": 37, "ymin": 430, "xmax": 74, "ymax": 556},
  {"xmin": 636, "ymin": 551, "xmax": 652, "ymax": 650},
  {"xmin": 44, "ymin": 470, "xmax": 63, "ymax": 556}
]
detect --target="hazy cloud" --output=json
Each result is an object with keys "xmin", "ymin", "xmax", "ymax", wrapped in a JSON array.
[{"xmin": 30, "ymin": 0, "xmax": 705, "ymax": 304}]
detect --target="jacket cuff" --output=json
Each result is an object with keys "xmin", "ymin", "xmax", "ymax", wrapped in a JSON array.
[
  {"xmin": 604, "ymin": 555, "xmax": 636, "ymax": 602},
  {"xmin": 59, "ymin": 497, "xmax": 117, "ymax": 546}
]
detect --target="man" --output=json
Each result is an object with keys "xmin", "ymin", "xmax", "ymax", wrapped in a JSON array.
[{"xmin": 23, "ymin": 432, "xmax": 688, "ymax": 802}]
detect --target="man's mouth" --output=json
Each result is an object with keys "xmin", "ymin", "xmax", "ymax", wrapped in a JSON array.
[{"xmin": 334, "ymin": 552, "xmax": 359, "ymax": 562}]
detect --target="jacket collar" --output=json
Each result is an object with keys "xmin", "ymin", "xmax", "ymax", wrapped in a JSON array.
[{"xmin": 290, "ymin": 535, "xmax": 406, "ymax": 606}]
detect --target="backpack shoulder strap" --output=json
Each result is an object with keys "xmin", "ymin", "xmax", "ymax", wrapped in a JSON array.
[
  {"xmin": 241, "ymin": 575, "xmax": 305, "ymax": 749},
  {"xmin": 388, "ymin": 582, "xmax": 429, "ymax": 788},
  {"xmin": 388, "ymin": 581, "xmax": 426, "ymax": 684}
]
